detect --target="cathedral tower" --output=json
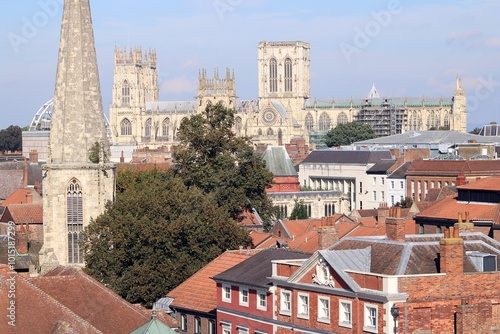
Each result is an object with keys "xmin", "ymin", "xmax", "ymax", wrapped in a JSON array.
[
  {"xmin": 40, "ymin": 0, "xmax": 116, "ymax": 269},
  {"xmin": 197, "ymin": 68, "xmax": 237, "ymax": 111},
  {"xmin": 109, "ymin": 47, "xmax": 159, "ymax": 145},
  {"xmin": 452, "ymin": 75, "xmax": 467, "ymax": 132}
]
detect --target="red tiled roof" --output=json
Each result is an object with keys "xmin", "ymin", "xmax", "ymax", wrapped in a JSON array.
[
  {"xmin": 249, "ymin": 231, "xmax": 273, "ymax": 247},
  {"xmin": 458, "ymin": 176, "xmax": 500, "ymax": 191},
  {"xmin": 0, "ymin": 265, "xmax": 155, "ymax": 334},
  {"xmin": 167, "ymin": 249, "xmax": 260, "ymax": 313},
  {"xmin": 2, "ymin": 188, "xmax": 42, "ymax": 206},
  {"xmin": 0, "ymin": 204, "xmax": 43, "ymax": 224}
]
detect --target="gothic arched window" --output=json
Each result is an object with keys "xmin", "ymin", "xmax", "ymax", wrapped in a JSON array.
[
  {"xmin": 145, "ymin": 118, "xmax": 152, "ymax": 137},
  {"xmin": 443, "ymin": 112, "xmax": 450, "ymax": 129},
  {"xmin": 284, "ymin": 58, "xmax": 293, "ymax": 92},
  {"xmin": 428, "ymin": 111, "xmax": 439, "ymax": 129},
  {"xmin": 67, "ymin": 178, "xmax": 83, "ymax": 264},
  {"xmin": 269, "ymin": 58, "xmax": 278, "ymax": 93},
  {"xmin": 258, "ymin": 128, "xmax": 263, "ymax": 136},
  {"xmin": 337, "ymin": 112, "xmax": 348, "ymax": 125},
  {"xmin": 278, "ymin": 128, "xmax": 283, "ymax": 141},
  {"xmin": 305, "ymin": 113, "xmax": 314, "ymax": 131},
  {"xmin": 267, "ymin": 128, "xmax": 274, "ymax": 136},
  {"xmin": 319, "ymin": 113, "xmax": 331, "ymax": 131},
  {"xmin": 120, "ymin": 118, "xmax": 132, "ymax": 136},
  {"xmin": 121, "ymin": 80, "xmax": 130, "ymax": 106},
  {"xmin": 162, "ymin": 118, "xmax": 170, "ymax": 138}
]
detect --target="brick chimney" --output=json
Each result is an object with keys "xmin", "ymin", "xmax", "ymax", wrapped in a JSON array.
[
  {"xmin": 456, "ymin": 173, "xmax": 466, "ymax": 186},
  {"xmin": 439, "ymin": 225, "xmax": 464, "ymax": 275},
  {"xmin": 377, "ymin": 202, "xmax": 390, "ymax": 225},
  {"xmin": 386, "ymin": 207, "xmax": 406, "ymax": 241},
  {"xmin": 318, "ymin": 225, "xmax": 339, "ymax": 249},
  {"xmin": 15, "ymin": 230, "xmax": 29, "ymax": 254},
  {"xmin": 29, "ymin": 149, "xmax": 39, "ymax": 163},
  {"xmin": 120, "ymin": 150, "xmax": 125, "ymax": 163},
  {"xmin": 455, "ymin": 211, "xmax": 474, "ymax": 232},
  {"xmin": 23, "ymin": 158, "xmax": 28, "ymax": 188}
]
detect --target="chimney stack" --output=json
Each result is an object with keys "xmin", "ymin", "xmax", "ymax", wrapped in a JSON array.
[
  {"xmin": 377, "ymin": 202, "xmax": 390, "ymax": 225},
  {"xmin": 29, "ymin": 150, "xmax": 39, "ymax": 163},
  {"xmin": 439, "ymin": 224, "xmax": 464, "ymax": 275},
  {"xmin": 456, "ymin": 173, "xmax": 466, "ymax": 186},
  {"xmin": 386, "ymin": 207, "xmax": 406, "ymax": 241},
  {"xmin": 455, "ymin": 211, "xmax": 474, "ymax": 232},
  {"xmin": 23, "ymin": 158, "xmax": 28, "ymax": 188},
  {"xmin": 318, "ymin": 225, "xmax": 339, "ymax": 249},
  {"xmin": 15, "ymin": 229, "xmax": 29, "ymax": 254}
]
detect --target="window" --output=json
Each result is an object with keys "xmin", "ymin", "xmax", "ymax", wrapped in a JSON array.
[
  {"xmin": 222, "ymin": 284, "xmax": 231, "ymax": 302},
  {"xmin": 431, "ymin": 181, "xmax": 435, "ymax": 188},
  {"xmin": 364, "ymin": 304, "xmax": 378, "ymax": 333},
  {"xmin": 267, "ymin": 127, "xmax": 274, "ymax": 136},
  {"xmin": 221, "ymin": 323, "xmax": 231, "ymax": 334},
  {"xmin": 391, "ymin": 181, "xmax": 395, "ymax": 189},
  {"xmin": 280, "ymin": 290, "xmax": 291, "ymax": 315},
  {"xmin": 162, "ymin": 118, "xmax": 169, "ymax": 137},
  {"xmin": 360, "ymin": 182, "xmax": 363, "ymax": 194},
  {"xmin": 194, "ymin": 317, "xmax": 201, "ymax": 334},
  {"xmin": 339, "ymin": 300, "xmax": 352, "ymax": 328},
  {"xmin": 239, "ymin": 287, "xmax": 249, "ymax": 307},
  {"xmin": 318, "ymin": 297, "xmax": 330, "ymax": 323},
  {"xmin": 144, "ymin": 118, "xmax": 152, "ymax": 137},
  {"xmin": 209, "ymin": 320, "xmax": 215, "ymax": 334},
  {"xmin": 419, "ymin": 224, "xmax": 424, "ymax": 234},
  {"xmin": 67, "ymin": 179, "xmax": 83, "ymax": 264},
  {"xmin": 337, "ymin": 112, "xmax": 348, "ymax": 125},
  {"xmin": 180, "ymin": 314, "xmax": 187, "ymax": 331},
  {"xmin": 269, "ymin": 58, "xmax": 277, "ymax": 92},
  {"xmin": 237, "ymin": 326, "xmax": 249, "ymax": 334},
  {"xmin": 257, "ymin": 291, "xmax": 267, "ymax": 310},
  {"xmin": 372, "ymin": 191, "xmax": 377, "ymax": 201},
  {"xmin": 381, "ymin": 177, "xmax": 385, "ymax": 185},
  {"xmin": 381, "ymin": 191, "xmax": 385, "ymax": 202},
  {"xmin": 305, "ymin": 113, "xmax": 314, "ymax": 131},
  {"xmin": 120, "ymin": 118, "xmax": 132, "ymax": 136},
  {"xmin": 284, "ymin": 57, "xmax": 293, "ymax": 92},
  {"xmin": 121, "ymin": 80, "xmax": 130, "ymax": 105},
  {"xmin": 372, "ymin": 177, "xmax": 376, "ymax": 185},
  {"xmin": 297, "ymin": 293, "xmax": 309, "ymax": 319},
  {"xmin": 400, "ymin": 181, "xmax": 404, "ymax": 189},
  {"xmin": 319, "ymin": 113, "xmax": 331, "ymax": 131},
  {"xmin": 391, "ymin": 195, "xmax": 395, "ymax": 206}
]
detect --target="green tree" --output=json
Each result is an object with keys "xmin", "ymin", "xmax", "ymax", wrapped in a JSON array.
[
  {"xmin": 82, "ymin": 169, "xmax": 251, "ymax": 307},
  {"xmin": 173, "ymin": 102, "xmax": 278, "ymax": 230},
  {"xmin": 289, "ymin": 199, "xmax": 309, "ymax": 220},
  {"xmin": 88, "ymin": 141, "xmax": 110, "ymax": 163},
  {"xmin": 395, "ymin": 196, "xmax": 413, "ymax": 209},
  {"xmin": 469, "ymin": 127, "xmax": 482, "ymax": 135},
  {"xmin": 324, "ymin": 122, "xmax": 377, "ymax": 147},
  {"xmin": 0, "ymin": 125, "xmax": 22, "ymax": 153}
]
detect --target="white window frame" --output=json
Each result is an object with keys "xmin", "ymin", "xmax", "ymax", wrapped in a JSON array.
[
  {"xmin": 180, "ymin": 314, "xmax": 187, "ymax": 331},
  {"xmin": 297, "ymin": 293, "xmax": 309, "ymax": 319},
  {"xmin": 363, "ymin": 304, "xmax": 378, "ymax": 333},
  {"xmin": 194, "ymin": 317, "xmax": 201, "ymax": 334},
  {"xmin": 317, "ymin": 296, "xmax": 330, "ymax": 324},
  {"xmin": 372, "ymin": 177, "xmax": 376, "ymax": 185},
  {"xmin": 257, "ymin": 290, "xmax": 267, "ymax": 311},
  {"xmin": 381, "ymin": 177, "xmax": 385, "ymax": 185},
  {"xmin": 208, "ymin": 320, "xmax": 216, "ymax": 334},
  {"xmin": 280, "ymin": 290, "xmax": 291, "ymax": 315},
  {"xmin": 391, "ymin": 180, "xmax": 395, "ymax": 189},
  {"xmin": 222, "ymin": 283, "xmax": 231, "ymax": 303},
  {"xmin": 339, "ymin": 300, "xmax": 352, "ymax": 328},
  {"xmin": 372, "ymin": 191, "xmax": 377, "ymax": 201},
  {"xmin": 237, "ymin": 325, "xmax": 249, "ymax": 334},
  {"xmin": 239, "ymin": 286, "xmax": 249, "ymax": 307},
  {"xmin": 221, "ymin": 323, "xmax": 231, "ymax": 334}
]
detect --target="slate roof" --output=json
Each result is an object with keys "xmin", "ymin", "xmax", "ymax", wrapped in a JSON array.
[
  {"xmin": 0, "ymin": 265, "xmax": 160, "ymax": 334},
  {"xmin": 167, "ymin": 249, "xmax": 259, "ymax": 313},
  {"xmin": 262, "ymin": 146, "xmax": 297, "ymax": 176},
  {"xmin": 0, "ymin": 170, "xmax": 22, "ymax": 200},
  {"xmin": 213, "ymin": 248, "xmax": 310, "ymax": 288},
  {"xmin": 301, "ymin": 150, "xmax": 393, "ymax": 164},
  {"xmin": 387, "ymin": 161, "xmax": 412, "ymax": 179},
  {"xmin": 366, "ymin": 159, "xmax": 397, "ymax": 174},
  {"xmin": 329, "ymin": 232, "xmax": 500, "ymax": 275}
]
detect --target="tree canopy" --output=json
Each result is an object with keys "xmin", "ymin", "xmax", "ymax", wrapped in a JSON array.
[
  {"xmin": 173, "ymin": 102, "xmax": 278, "ymax": 229},
  {"xmin": 324, "ymin": 122, "xmax": 377, "ymax": 147},
  {"xmin": 83, "ymin": 169, "xmax": 251, "ymax": 307},
  {"xmin": 289, "ymin": 199, "xmax": 309, "ymax": 220},
  {"xmin": 0, "ymin": 125, "xmax": 22, "ymax": 153}
]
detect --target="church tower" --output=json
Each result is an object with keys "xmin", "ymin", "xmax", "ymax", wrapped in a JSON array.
[
  {"xmin": 196, "ymin": 68, "xmax": 237, "ymax": 111},
  {"xmin": 40, "ymin": 0, "xmax": 116, "ymax": 270},
  {"xmin": 109, "ymin": 47, "xmax": 159, "ymax": 146}
]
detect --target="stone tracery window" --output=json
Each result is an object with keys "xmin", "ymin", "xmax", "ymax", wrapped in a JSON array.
[
  {"xmin": 337, "ymin": 112, "xmax": 348, "ymax": 125},
  {"xmin": 267, "ymin": 128, "xmax": 274, "ymax": 136},
  {"xmin": 269, "ymin": 58, "xmax": 278, "ymax": 93},
  {"xmin": 305, "ymin": 113, "xmax": 314, "ymax": 131},
  {"xmin": 121, "ymin": 80, "xmax": 130, "ymax": 106},
  {"xmin": 67, "ymin": 178, "xmax": 83, "ymax": 264},
  {"xmin": 284, "ymin": 58, "xmax": 293, "ymax": 92},
  {"xmin": 120, "ymin": 118, "xmax": 132, "ymax": 136},
  {"xmin": 319, "ymin": 113, "xmax": 331, "ymax": 131},
  {"xmin": 162, "ymin": 118, "xmax": 170, "ymax": 137},
  {"xmin": 145, "ymin": 118, "xmax": 152, "ymax": 137}
]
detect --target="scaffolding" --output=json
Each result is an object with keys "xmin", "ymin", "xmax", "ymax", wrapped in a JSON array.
[{"xmin": 354, "ymin": 99, "xmax": 407, "ymax": 137}]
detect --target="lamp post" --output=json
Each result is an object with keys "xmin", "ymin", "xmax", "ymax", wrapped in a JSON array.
[{"xmin": 390, "ymin": 304, "xmax": 400, "ymax": 334}]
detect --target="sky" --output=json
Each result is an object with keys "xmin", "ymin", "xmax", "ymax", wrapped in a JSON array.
[{"xmin": 1, "ymin": 0, "xmax": 499, "ymax": 131}]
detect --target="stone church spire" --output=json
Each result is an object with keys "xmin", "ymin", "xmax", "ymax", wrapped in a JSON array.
[
  {"xmin": 49, "ymin": 0, "xmax": 108, "ymax": 164},
  {"xmin": 40, "ymin": 0, "xmax": 115, "ymax": 271}
]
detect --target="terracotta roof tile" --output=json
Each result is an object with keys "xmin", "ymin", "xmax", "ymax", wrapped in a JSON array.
[
  {"xmin": 2, "ymin": 188, "xmax": 42, "ymax": 206},
  {"xmin": 167, "ymin": 249, "xmax": 260, "ymax": 313},
  {"xmin": 0, "ymin": 204, "xmax": 43, "ymax": 224},
  {"xmin": 458, "ymin": 176, "xmax": 500, "ymax": 191}
]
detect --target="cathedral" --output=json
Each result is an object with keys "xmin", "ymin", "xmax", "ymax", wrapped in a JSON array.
[{"xmin": 109, "ymin": 41, "xmax": 467, "ymax": 150}]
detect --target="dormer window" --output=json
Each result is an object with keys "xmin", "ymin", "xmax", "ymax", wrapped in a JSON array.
[{"xmin": 467, "ymin": 251, "xmax": 497, "ymax": 272}]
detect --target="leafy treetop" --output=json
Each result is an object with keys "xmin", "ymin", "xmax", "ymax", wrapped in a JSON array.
[
  {"xmin": 0, "ymin": 125, "xmax": 22, "ymax": 153},
  {"xmin": 325, "ymin": 122, "xmax": 377, "ymax": 147}
]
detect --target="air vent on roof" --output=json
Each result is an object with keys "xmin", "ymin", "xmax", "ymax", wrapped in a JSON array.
[{"xmin": 466, "ymin": 251, "xmax": 497, "ymax": 272}]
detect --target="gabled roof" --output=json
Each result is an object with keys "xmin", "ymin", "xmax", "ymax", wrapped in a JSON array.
[
  {"xmin": 387, "ymin": 161, "xmax": 412, "ymax": 179},
  {"xmin": 213, "ymin": 248, "xmax": 310, "ymax": 289},
  {"xmin": 0, "ymin": 203, "xmax": 43, "ymax": 224},
  {"xmin": 0, "ymin": 265, "xmax": 155, "ymax": 334},
  {"xmin": 131, "ymin": 309, "xmax": 176, "ymax": 334},
  {"xmin": 301, "ymin": 150, "xmax": 393, "ymax": 164},
  {"xmin": 167, "ymin": 249, "xmax": 260, "ymax": 313},
  {"xmin": 366, "ymin": 159, "xmax": 397, "ymax": 174},
  {"xmin": 262, "ymin": 146, "xmax": 297, "ymax": 176},
  {"xmin": 2, "ymin": 188, "xmax": 42, "ymax": 206}
]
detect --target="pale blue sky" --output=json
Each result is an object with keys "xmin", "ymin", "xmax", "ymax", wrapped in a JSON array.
[{"xmin": 1, "ymin": 0, "xmax": 499, "ymax": 131}]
